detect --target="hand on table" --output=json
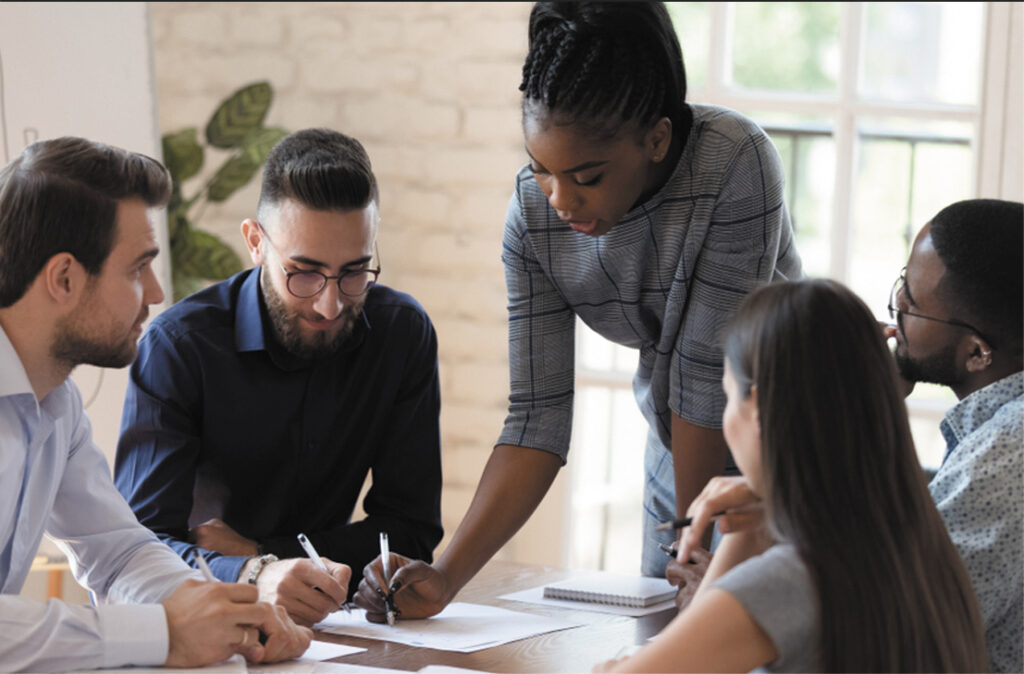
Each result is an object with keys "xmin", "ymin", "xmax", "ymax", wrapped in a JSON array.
[
  {"xmin": 163, "ymin": 579, "xmax": 311, "ymax": 666},
  {"xmin": 354, "ymin": 552, "xmax": 451, "ymax": 623},
  {"xmin": 191, "ymin": 518, "xmax": 258, "ymax": 557},
  {"xmin": 677, "ymin": 476, "xmax": 763, "ymax": 566},
  {"xmin": 254, "ymin": 557, "xmax": 352, "ymax": 627}
]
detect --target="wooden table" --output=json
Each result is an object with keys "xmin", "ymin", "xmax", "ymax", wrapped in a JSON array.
[{"xmin": 314, "ymin": 561, "xmax": 677, "ymax": 672}]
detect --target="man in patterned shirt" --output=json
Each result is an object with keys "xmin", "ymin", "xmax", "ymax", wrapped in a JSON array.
[{"xmin": 885, "ymin": 198, "xmax": 1022, "ymax": 673}]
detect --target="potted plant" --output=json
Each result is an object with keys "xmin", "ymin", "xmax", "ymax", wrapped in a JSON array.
[{"xmin": 161, "ymin": 81, "xmax": 287, "ymax": 301}]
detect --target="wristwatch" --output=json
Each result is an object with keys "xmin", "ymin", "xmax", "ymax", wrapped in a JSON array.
[{"xmin": 246, "ymin": 553, "xmax": 279, "ymax": 585}]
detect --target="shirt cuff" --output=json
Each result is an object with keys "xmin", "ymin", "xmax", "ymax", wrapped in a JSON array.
[
  {"xmin": 211, "ymin": 554, "xmax": 249, "ymax": 583},
  {"xmin": 98, "ymin": 603, "xmax": 168, "ymax": 668}
]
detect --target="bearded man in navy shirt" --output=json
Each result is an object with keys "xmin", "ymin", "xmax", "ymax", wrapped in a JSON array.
[{"xmin": 115, "ymin": 128, "xmax": 443, "ymax": 627}]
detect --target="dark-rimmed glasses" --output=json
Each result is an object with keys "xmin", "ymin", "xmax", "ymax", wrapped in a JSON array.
[
  {"xmin": 888, "ymin": 269, "xmax": 995, "ymax": 348},
  {"xmin": 257, "ymin": 222, "xmax": 381, "ymax": 299}
]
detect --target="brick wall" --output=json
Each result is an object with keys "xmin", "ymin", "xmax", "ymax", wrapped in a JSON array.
[{"xmin": 150, "ymin": 1, "xmax": 570, "ymax": 565}]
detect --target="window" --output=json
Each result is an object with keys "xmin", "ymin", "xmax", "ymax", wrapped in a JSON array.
[{"xmin": 568, "ymin": 2, "xmax": 1003, "ymax": 573}]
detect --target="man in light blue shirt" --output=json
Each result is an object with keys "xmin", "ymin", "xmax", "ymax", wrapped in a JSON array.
[
  {"xmin": 885, "ymin": 198, "xmax": 1022, "ymax": 673},
  {"xmin": 0, "ymin": 137, "xmax": 310, "ymax": 671}
]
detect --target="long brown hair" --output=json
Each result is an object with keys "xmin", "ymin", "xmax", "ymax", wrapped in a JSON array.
[{"xmin": 724, "ymin": 279, "xmax": 987, "ymax": 672}]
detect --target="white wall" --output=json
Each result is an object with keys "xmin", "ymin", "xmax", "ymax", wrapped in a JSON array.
[{"xmin": 0, "ymin": 1, "xmax": 165, "ymax": 601}]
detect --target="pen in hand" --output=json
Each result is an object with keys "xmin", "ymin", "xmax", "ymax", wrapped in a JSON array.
[
  {"xmin": 379, "ymin": 532, "xmax": 396, "ymax": 626},
  {"xmin": 193, "ymin": 550, "xmax": 268, "ymax": 646},
  {"xmin": 296, "ymin": 532, "xmax": 352, "ymax": 614},
  {"xmin": 653, "ymin": 510, "xmax": 728, "ymax": 532}
]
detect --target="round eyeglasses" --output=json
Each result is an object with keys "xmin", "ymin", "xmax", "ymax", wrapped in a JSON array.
[
  {"xmin": 257, "ymin": 222, "xmax": 381, "ymax": 299},
  {"xmin": 887, "ymin": 269, "xmax": 995, "ymax": 348}
]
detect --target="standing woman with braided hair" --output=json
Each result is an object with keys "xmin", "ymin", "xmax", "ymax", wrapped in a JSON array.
[{"xmin": 354, "ymin": 1, "xmax": 802, "ymax": 620}]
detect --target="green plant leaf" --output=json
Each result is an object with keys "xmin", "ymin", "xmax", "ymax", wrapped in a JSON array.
[
  {"xmin": 162, "ymin": 128, "xmax": 204, "ymax": 183},
  {"xmin": 175, "ymin": 228, "xmax": 244, "ymax": 280},
  {"xmin": 206, "ymin": 153, "xmax": 260, "ymax": 202},
  {"xmin": 172, "ymin": 270, "xmax": 212, "ymax": 303},
  {"xmin": 205, "ymin": 81, "xmax": 273, "ymax": 149},
  {"xmin": 167, "ymin": 208, "xmax": 189, "ymax": 244},
  {"xmin": 242, "ymin": 126, "xmax": 289, "ymax": 164}
]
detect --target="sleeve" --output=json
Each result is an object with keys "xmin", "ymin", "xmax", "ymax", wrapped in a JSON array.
[
  {"xmin": 495, "ymin": 185, "xmax": 577, "ymax": 461},
  {"xmin": 49, "ymin": 390, "xmax": 198, "ymax": 605},
  {"xmin": 671, "ymin": 123, "xmax": 798, "ymax": 426},
  {"xmin": 713, "ymin": 545, "xmax": 819, "ymax": 670},
  {"xmin": 931, "ymin": 424, "xmax": 1023, "ymax": 639},
  {"xmin": 114, "ymin": 325, "xmax": 247, "ymax": 583},
  {"xmin": 0, "ymin": 385, "xmax": 200, "ymax": 671},
  {"xmin": 0, "ymin": 597, "xmax": 169, "ymax": 671},
  {"xmin": 259, "ymin": 307, "xmax": 445, "ymax": 598}
]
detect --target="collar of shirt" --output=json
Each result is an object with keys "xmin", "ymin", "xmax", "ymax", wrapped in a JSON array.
[
  {"xmin": 0, "ymin": 323, "xmax": 72, "ymax": 437},
  {"xmin": 232, "ymin": 267, "xmax": 372, "ymax": 370},
  {"xmin": 940, "ymin": 370, "xmax": 1024, "ymax": 461}
]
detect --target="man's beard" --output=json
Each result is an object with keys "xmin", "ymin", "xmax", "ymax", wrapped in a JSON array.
[
  {"xmin": 894, "ymin": 340, "xmax": 961, "ymax": 388},
  {"xmin": 51, "ymin": 307, "xmax": 142, "ymax": 370},
  {"xmin": 262, "ymin": 271, "xmax": 362, "ymax": 359}
]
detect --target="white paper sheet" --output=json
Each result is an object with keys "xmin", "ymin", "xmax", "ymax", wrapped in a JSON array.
[
  {"xmin": 74, "ymin": 654, "xmax": 248, "ymax": 673},
  {"xmin": 498, "ymin": 583, "xmax": 676, "ymax": 617},
  {"xmin": 314, "ymin": 602, "xmax": 581, "ymax": 653},
  {"xmin": 418, "ymin": 666, "xmax": 494, "ymax": 674}
]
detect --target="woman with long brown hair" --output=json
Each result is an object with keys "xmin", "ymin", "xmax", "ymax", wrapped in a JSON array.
[{"xmin": 600, "ymin": 279, "xmax": 987, "ymax": 672}]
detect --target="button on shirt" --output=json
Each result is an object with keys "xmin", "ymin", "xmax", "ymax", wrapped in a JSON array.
[
  {"xmin": 115, "ymin": 269, "xmax": 443, "ymax": 594},
  {"xmin": 930, "ymin": 371, "xmax": 1023, "ymax": 673},
  {"xmin": 0, "ymin": 325, "xmax": 198, "ymax": 671}
]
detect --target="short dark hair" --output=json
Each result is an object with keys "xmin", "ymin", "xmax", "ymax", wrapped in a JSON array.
[
  {"xmin": 930, "ymin": 198, "xmax": 1023, "ymax": 350},
  {"xmin": 0, "ymin": 136, "xmax": 171, "ymax": 308},
  {"xmin": 519, "ymin": 1, "xmax": 689, "ymax": 140},
  {"xmin": 257, "ymin": 128, "xmax": 379, "ymax": 219}
]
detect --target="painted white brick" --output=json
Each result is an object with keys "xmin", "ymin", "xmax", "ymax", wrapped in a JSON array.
[
  {"xmin": 228, "ymin": 6, "xmax": 286, "ymax": 45},
  {"xmin": 446, "ymin": 362, "xmax": 508, "ymax": 407},
  {"xmin": 442, "ymin": 403, "xmax": 507, "ymax": 445}
]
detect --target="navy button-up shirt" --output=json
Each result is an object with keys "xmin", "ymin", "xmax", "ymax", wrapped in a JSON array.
[{"xmin": 114, "ymin": 269, "xmax": 443, "ymax": 596}]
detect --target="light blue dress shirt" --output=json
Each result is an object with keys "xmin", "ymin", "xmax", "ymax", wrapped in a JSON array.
[
  {"xmin": 930, "ymin": 371, "xmax": 1023, "ymax": 673},
  {"xmin": 0, "ymin": 325, "xmax": 199, "ymax": 672}
]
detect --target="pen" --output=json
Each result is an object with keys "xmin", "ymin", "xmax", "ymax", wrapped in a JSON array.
[
  {"xmin": 193, "ymin": 549, "xmax": 217, "ymax": 582},
  {"xmin": 653, "ymin": 510, "xmax": 728, "ymax": 532},
  {"xmin": 297, "ymin": 532, "xmax": 352, "ymax": 613},
  {"xmin": 657, "ymin": 541, "xmax": 676, "ymax": 558},
  {"xmin": 193, "ymin": 550, "xmax": 269, "ymax": 645},
  {"xmin": 379, "ymin": 532, "xmax": 396, "ymax": 626}
]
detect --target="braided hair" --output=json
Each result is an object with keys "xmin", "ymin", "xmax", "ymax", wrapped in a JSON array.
[{"xmin": 519, "ymin": 2, "xmax": 689, "ymax": 141}]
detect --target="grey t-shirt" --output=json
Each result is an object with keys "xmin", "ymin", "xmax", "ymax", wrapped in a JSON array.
[{"xmin": 713, "ymin": 544, "xmax": 820, "ymax": 672}]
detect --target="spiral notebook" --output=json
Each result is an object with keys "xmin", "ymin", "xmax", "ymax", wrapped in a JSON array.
[{"xmin": 542, "ymin": 572, "xmax": 675, "ymax": 608}]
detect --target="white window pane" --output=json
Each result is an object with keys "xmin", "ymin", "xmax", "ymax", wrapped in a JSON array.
[
  {"xmin": 569, "ymin": 386, "xmax": 646, "ymax": 573},
  {"xmin": 850, "ymin": 118, "xmax": 972, "ymax": 319},
  {"xmin": 667, "ymin": 2, "xmax": 710, "ymax": 90},
  {"xmin": 860, "ymin": 2, "xmax": 983, "ymax": 105},
  {"xmin": 731, "ymin": 2, "xmax": 840, "ymax": 94},
  {"xmin": 749, "ymin": 112, "xmax": 836, "ymax": 278}
]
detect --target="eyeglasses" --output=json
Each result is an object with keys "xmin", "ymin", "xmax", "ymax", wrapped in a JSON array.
[
  {"xmin": 888, "ymin": 269, "xmax": 995, "ymax": 347},
  {"xmin": 256, "ymin": 222, "xmax": 381, "ymax": 299}
]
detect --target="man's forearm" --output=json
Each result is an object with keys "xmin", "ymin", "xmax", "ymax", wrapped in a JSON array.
[{"xmin": 433, "ymin": 444, "xmax": 562, "ymax": 601}]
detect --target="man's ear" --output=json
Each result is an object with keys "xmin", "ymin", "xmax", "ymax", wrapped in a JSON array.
[
  {"xmin": 241, "ymin": 219, "xmax": 265, "ymax": 266},
  {"xmin": 41, "ymin": 253, "xmax": 86, "ymax": 306},
  {"xmin": 964, "ymin": 334, "xmax": 993, "ymax": 373}
]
